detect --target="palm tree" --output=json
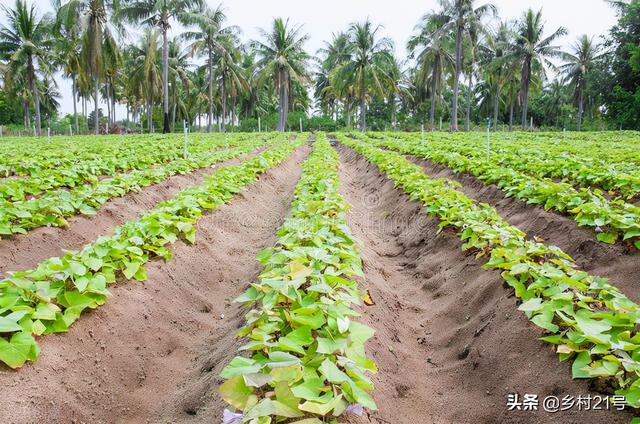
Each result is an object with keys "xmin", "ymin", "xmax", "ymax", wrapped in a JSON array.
[
  {"xmin": 336, "ymin": 19, "xmax": 394, "ymax": 132},
  {"xmin": 127, "ymin": 29, "xmax": 162, "ymax": 132},
  {"xmin": 316, "ymin": 32, "xmax": 353, "ymax": 125},
  {"xmin": 408, "ymin": 14, "xmax": 454, "ymax": 129},
  {"xmin": 39, "ymin": 75, "xmax": 61, "ymax": 123},
  {"xmin": 118, "ymin": 0, "xmax": 202, "ymax": 133},
  {"xmin": 560, "ymin": 35, "xmax": 601, "ymax": 131},
  {"xmin": 253, "ymin": 18, "xmax": 309, "ymax": 132},
  {"xmin": 463, "ymin": 25, "xmax": 482, "ymax": 131},
  {"xmin": 215, "ymin": 40, "xmax": 247, "ymax": 131},
  {"xmin": 478, "ymin": 21, "xmax": 515, "ymax": 130},
  {"xmin": 52, "ymin": 0, "xmax": 84, "ymax": 134},
  {"xmin": 181, "ymin": 3, "xmax": 241, "ymax": 132},
  {"xmin": 167, "ymin": 38, "xmax": 191, "ymax": 131},
  {"xmin": 0, "ymin": 0, "xmax": 53, "ymax": 136},
  {"xmin": 57, "ymin": 0, "xmax": 119, "ymax": 135},
  {"xmin": 606, "ymin": 0, "xmax": 632, "ymax": 13},
  {"xmin": 384, "ymin": 56, "xmax": 408, "ymax": 129},
  {"xmin": 101, "ymin": 33, "xmax": 120, "ymax": 131},
  {"xmin": 431, "ymin": 0, "xmax": 496, "ymax": 131},
  {"xmin": 507, "ymin": 8, "xmax": 567, "ymax": 129}
]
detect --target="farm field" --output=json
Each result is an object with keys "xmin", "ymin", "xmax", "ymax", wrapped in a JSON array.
[{"xmin": 0, "ymin": 131, "xmax": 638, "ymax": 423}]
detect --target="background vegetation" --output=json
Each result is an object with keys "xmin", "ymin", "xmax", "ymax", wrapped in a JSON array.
[{"xmin": 0, "ymin": 0, "xmax": 639, "ymax": 134}]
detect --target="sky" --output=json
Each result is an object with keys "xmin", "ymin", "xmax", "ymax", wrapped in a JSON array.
[{"xmin": 0, "ymin": 0, "xmax": 620, "ymax": 115}]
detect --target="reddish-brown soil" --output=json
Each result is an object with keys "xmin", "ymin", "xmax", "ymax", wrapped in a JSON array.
[
  {"xmin": 0, "ymin": 144, "xmax": 310, "ymax": 424},
  {"xmin": 0, "ymin": 146, "xmax": 265, "ymax": 278},
  {"xmin": 335, "ymin": 144, "xmax": 633, "ymax": 424},
  {"xmin": 1, "ymin": 138, "xmax": 636, "ymax": 424},
  {"xmin": 407, "ymin": 156, "xmax": 640, "ymax": 305}
]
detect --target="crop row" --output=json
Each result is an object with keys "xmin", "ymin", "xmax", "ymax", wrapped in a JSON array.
[
  {"xmin": 0, "ymin": 136, "xmax": 274, "ymax": 237},
  {"xmin": 0, "ymin": 134, "xmax": 235, "ymax": 177},
  {"xmin": 0, "ymin": 135, "xmax": 303, "ymax": 369},
  {"xmin": 366, "ymin": 134, "xmax": 640, "ymax": 248},
  {"xmin": 0, "ymin": 136, "xmax": 135, "ymax": 176},
  {"xmin": 463, "ymin": 131, "xmax": 640, "ymax": 166},
  {"xmin": 392, "ymin": 132, "xmax": 640, "ymax": 200},
  {"xmin": 219, "ymin": 134, "xmax": 377, "ymax": 423},
  {"xmin": 0, "ymin": 134, "xmax": 256, "ymax": 201},
  {"xmin": 338, "ymin": 134, "xmax": 640, "ymax": 408}
]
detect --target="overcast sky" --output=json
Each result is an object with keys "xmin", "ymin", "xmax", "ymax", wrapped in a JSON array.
[{"xmin": 0, "ymin": 0, "xmax": 619, "ymax": 115}]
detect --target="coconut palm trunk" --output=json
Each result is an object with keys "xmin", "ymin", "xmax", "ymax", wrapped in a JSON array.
[
  {"xmin": 451, "ymin": 23, "xmax": 463, "ymax": 131},
  {"xmin": 72, "ymin": 75, "xmax": 79, "ymax": 135},
  {"xmin": 105, "ymin": 82, "xmax": 111, "ymax": 131},
  {"xmin": 465, "ymin": 72, "xmax": 473, "ymax": 131},
  {"xmin": 111, "ymin": 86, "xmax": 116, "ymax": 126},
  {"xmin": 359, "ymin": 75, "xmax": 366, "ymax": 132},
  {"xmin": 429, "ymin": 71, "xmax": 439, "ymax": 129},
  {"xmin": 147, "ymin": 99, "xmax": 152, "ymax": 133},
  {"xmin": 509, "ymin": 94, "xmax": 514, "ymax": 132},
  {"xmin": 27, "ymin": 56, "xmax": 42, "ymax": 136},
  {"xmin": 207, "ymin": 51, "xmax": 213, "ymax": 133},
  {"xmin": 520, "ymin": 60, "xmax": 531, "ymax": 129},
  {"xmin": 283, "ymin": 80, "xmax": 289, "ymax": 131},
  {"xmin": 577, "ymin": 88, "xmax": 584, "ymax": 131},
  {"xmin": 94, "ymin": 77, "xmax": 99, "ymax": 135},
  {"xmin": 345, "ymin": 97, "xmax": 351, "ymax": 130},
  {"xmin": 493, "ymin": 86, "xmax": 500, "ymax": 131},
  {"xmin": 277, "ymin": 68, "xmax": 287, "ymax": 131},
  {"xmin": 162, "ymin": 23, "xmax": 170, "ymax": 133},
  {"xmin": 24, "ymin": 100, "xmax": 30, "ymax": 128},
  {"xmin": 221, "ymin": 78, "xmax": 227, "ymax": 133}
]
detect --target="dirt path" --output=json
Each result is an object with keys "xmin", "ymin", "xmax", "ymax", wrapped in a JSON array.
[
  {"xmin": 0, "ymin": 146, "xmax": 266, "ymax": 278},
  {"xmin": 336, "ymin": 144, "xmax": 632, "ymax": 424},
  {"xmin": 407, "ymin": 156, "xmax": 640, "ymax": 305},
  {"xmin": 0, "ymin": 144, "xmax": 310, "ymax": 424}
]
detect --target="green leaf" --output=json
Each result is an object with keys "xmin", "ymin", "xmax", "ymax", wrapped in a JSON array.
[
  {"xmin": 518, "ymin": 298, "xmax": 544, "ymax": 313},
  {"xmin": 123, "ymin": 261, "xmax": 141, "ymax": 280},
  {"xmin": 85, "ymin": 257, "xmax": 103, "ymax": 272},
  {"xmin": 68, "ymin": 261, "xmax": 87, "ymax": 276},
  {"xmin": 278, "ymin": 326, "xmax": 313, "ymax": 354},
  {"xmin": 596, "ymin": 232, "xmax": 618, "ymax": 244},
  {"xmin": 317, "ymin": 337, "xmax": 347, "ymax": 354},
  {"xmin": 290, "ymin": 310, "xmax": 326, "ymax": 329},
  {"xmin": 531, "ymin": 311, "xmax": 559, "ymax": 332},
  {"xmin": 318, "ymin": 358, "xmax": 350, "ymax": 384},
  {"xmin": 0, "ymin": 316, "xmax": 23, "ymax": 332},
  {"xmin": 267, "ymin": 351, "xmax": 301, "ymax": 369},
  {"xmin": 299, "ymin": 394, "xmax": 345, "ymax": 416},
  {"xmin": 31, "ymin": 303, "xmax": 59, "ymax": 321},
  {"xmin": 218, "ymin": 375, "xmax": 253, "ymax": 410},
  {"xmin": 0, "ymin": 332, "xmax": 39, "ymax": 369},
  {"xmin": 271, "ymin": 364, "xmax": 304, "ymax": 383},
  {"xmin": 574, "ymin": 309, "xmax": 612, "ymax": 344},
  {"xmin": 220, "ymin": 356, "xmax": 262, "ymax": 379},
  {"xmin": 572, "ymin": 351, "xmax": 592, "ymax": 379}
]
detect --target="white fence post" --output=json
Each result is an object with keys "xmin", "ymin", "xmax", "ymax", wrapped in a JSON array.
[{"xmin": 183, "ymin": 120, "xmax": 188, "ymax": 159}]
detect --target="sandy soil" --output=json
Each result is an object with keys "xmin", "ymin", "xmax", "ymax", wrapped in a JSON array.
[
  {"xmin": 0, "ymin": 144, "xmax": 310, "ymax": 424},
  {"xmin": 335, "ymin": 144, "xmax": 632, "ymax": 424},
  {"xmin": 1, "ymin": 138, "xmax": 635, "ymax": 424},
  {"xmin": 407, "ymin": 156, "xmax": 640, "ymax": 305},
  {"xmin": 0, "ymin": 147, "xmax": 265, "ymax": 278}
]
